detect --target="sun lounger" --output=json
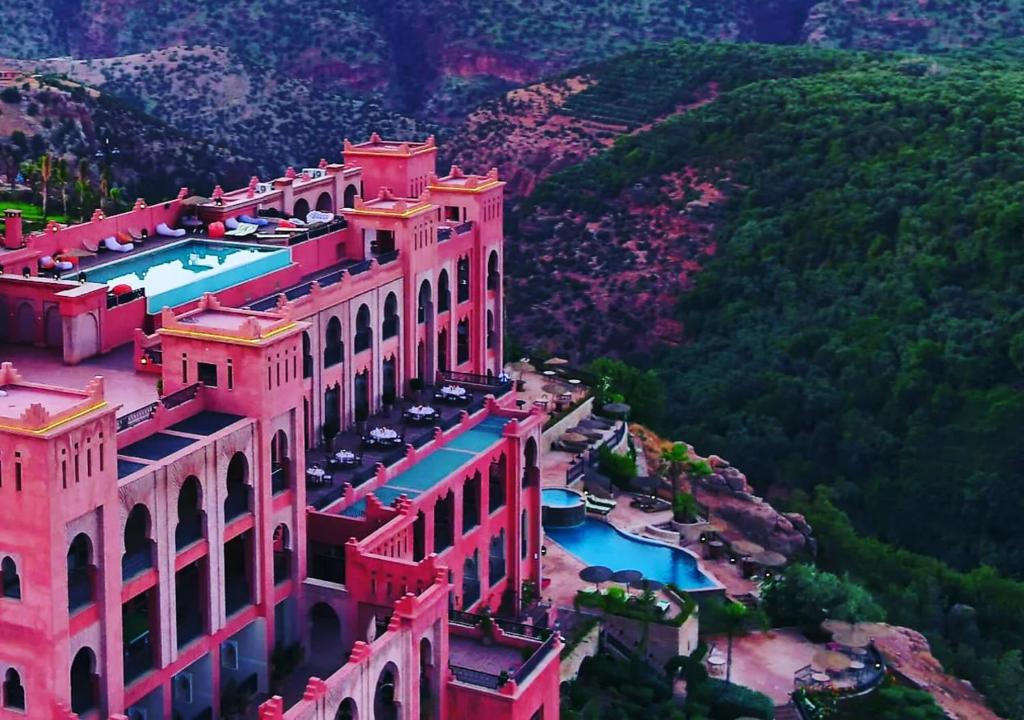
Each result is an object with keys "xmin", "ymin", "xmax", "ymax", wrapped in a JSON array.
[
  {"xmin": 585, "ymin": 493, "xmax": 616, "ymax": 509},
  {"xmin": 238, "ymin": 214, "xmax": 270, "ymax": 227},
  {"xmin": 226, "ymin": 223, "xmax": 258, "ymax": 237},
  {"xmin": 305, "ymin": 210, "xmax": 334, "ymax": 224},
  {"xmin": 155, "ymin": 223, "xmax": 186, "ymax": 238},
  {"xmin": 103, "ymin": 235, "xmax": 133, "ymax": 253},
  {"xmin": 256, "ymin": 233, "xmax": 288, "ymax": 241},
  {"xmin": 585, "ymin": 499, "xmax": 612, "ymax": 516},
  {"xmin": 225, "ymin": 216, "xmax": 240, "ymax": 230}
]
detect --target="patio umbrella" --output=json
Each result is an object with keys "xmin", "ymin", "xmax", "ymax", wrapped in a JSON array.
[
  {"xmin": 611, "ymin": 569, "xmax": 643, "ymax": 586},
  {"xmin": 180, "ymin": 194, "xmax": 210, "ymax": 206},
  {"xmin": 579, "ymin": 565, "xmax": 613, "ymax": 584},
  {"xmin": 636, "ymin": 578, "xmax": 664, "ymax": 592},
  {"xmin": 832, "ymin": 627, "xmax": 871, "ymax": 648},
  {"xmin": 812, "ymin": 650, "xmax": 852, "ymax": 673},
  {"xmin": 752, "ymin": 550, "xmax": 787, "ymax": 568},
  {"xmin": 561, "ymin": 432, "xmax": 588, "ymax": 444},
  {"xmin": 730, "ymin": 540, "xmax": 764, "ymax": 557},
  {"xmin": 603, "ymin": 402, "xmax": 631, "ymax": 418},
  {"xmin": 510, "ymin": 361, "xmax": 534, "ymax": 372},
  {"xmin": 545, "ymin": 357, "xmax": 570, "ymax": 366}
]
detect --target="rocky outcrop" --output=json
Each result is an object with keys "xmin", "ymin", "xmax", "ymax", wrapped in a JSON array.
[{"xmin": 693, "ymin": 454, "xmax": 816, "ymax": 558}]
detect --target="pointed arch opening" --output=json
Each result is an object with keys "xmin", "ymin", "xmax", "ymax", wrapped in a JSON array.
[
  {"xmin": 122, "ymin": 504, "xmax": 155, "ymax": 580},
  {"xmin": 175, "ymin": 476, "xmax": 204, "ymax": 550}
]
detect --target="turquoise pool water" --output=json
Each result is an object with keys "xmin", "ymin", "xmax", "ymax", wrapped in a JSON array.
[
  {"xmin": 546, "ymin": 518, "xmax": 718, "ymax": 590},
  {"xmin": 80, "ymin": 240, "xmax": 291, "ymax": 312},
  {"xmin": 542, "ymin": 488, "xmax": 584, "ymax": 508}
]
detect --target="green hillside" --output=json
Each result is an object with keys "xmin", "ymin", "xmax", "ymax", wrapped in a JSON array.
[{"xmin": 511, "ymin": 40, "xmax": 1024, "ymax": 716}]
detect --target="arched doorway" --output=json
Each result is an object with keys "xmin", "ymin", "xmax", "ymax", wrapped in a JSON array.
[
  {"xmin": 456, "ymin": 318, "xmax": 470, "ymax": 366},
  {"xmin": 420, "ymin": 637, "xmax": 437, "ymax": 720},
  {"xmin": 382, "ymin": 292, "xmax": 399, "ymax": 340},
  {"xmin": 271, "ymin": 430, "xmax": 290, "ymax": 494},
  {"xmin": 373, "ymin": 662, "xmax": 399, "ymax": 720},
  {"xmin": 122, "ymin": 504, "xmax": 154, "ymax": 580},
  {"xmin": 413, "ymin": 511, "xmax": 426, "ymax": 562},
  {"xmin": 2, "ymin": 557, "xmax": 21, "ymax": 599},
  {"xmin": 293, "ymin": 198, "xmax": 310, "ymax": 220},
  {"xmin": 457, "ymin": 256, "xmax": 470, "ymax": 303},
  {"xmin": 70, "ymin": 647, "xmax": 98, "ymax": 715},
  {"xmin": 487, "ymin": 251, "xmax": 499, "ymax": 290},
  {"xmin": 175, "ymin": 476, "xmax": 204, "ymax": 549},
  {"xmin": 353, "ymin": 370, "xmax": 369, "ymax": 422},
  {"xmin": 382, "ymin": 356, "xmax": 397, "ymax": 406},
  {"xmin": 67, "ymin": 533, "xmax": 94, "ymax": 611},
  {"xmin": 433, "ymin": 492, "xmax": 454, "ymax": 553},
  {"xmin": 273, "ymin": 524, "xmax": 291, "ymax": 585},
  {"xmin": 224, "ymin": 452, "xmax": 250, "ymax": 521},
  {"xmin": 309, "ymin": 603, "xmax": 343, "ymax": 670},
  {"xmin": 437, "ymin": 328, "xmax": 448, "ymax": 372},
  {"xmin": 417, "ymin": 280, "xmax": 432, "ymax": 325},
  {"xmin": 343, "ymin": 185, "xmax": 358, "ymax": 209},
  {"xmin": 324, "ymin": 383, "xmax": 341, "ymax": 439},
  {"xmin": 302, "ymin": 331, "xmax": 313, "ymax": 377},
  {"xmin": 486, "ymin": 310, "xmax": 495, "ymax": 349},
  {"xmin": 523, "ymin": 437, "xmax": 539, "ymax": 487},
  {"xmin": 325, "ymin": 316, "xmax": 343, "ymax": 367},
  {"xmin": 416, "ymin": 341, "xmax": 426, "ymax": 383},
  {"xmin": 316, "ymin": 191, "xmax": 333, "ymax": 212},
  {"xmin": 44, "ymin": 305, "xmax": 62, "ymax": 348},
  {"xmin": 354, "ymin": 304, "xmax": 372, "ymax": 353},
  {"xmin": 14, "ymin": 302, "xmax": 33, "ymax": 343},
  {"xmin": 462, "ymin": 552, "xmax": 480, "ymax": 608}
]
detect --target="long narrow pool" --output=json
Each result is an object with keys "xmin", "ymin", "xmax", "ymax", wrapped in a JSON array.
[{"xmin": 546, "ymin": 518, "xmax": 719, "ymax": 591}]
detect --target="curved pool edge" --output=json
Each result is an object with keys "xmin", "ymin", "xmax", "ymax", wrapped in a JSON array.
[{"xmin": 546, "ymin": 516, "xmax": 727, "ymax": 597}]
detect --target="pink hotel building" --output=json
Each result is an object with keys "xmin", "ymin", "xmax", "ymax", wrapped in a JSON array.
[{"xmin": 0, "ymin": 136, "xmax": 561, "ymax": 720}]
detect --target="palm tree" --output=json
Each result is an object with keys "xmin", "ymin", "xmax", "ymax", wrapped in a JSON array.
[
  {"xmin": 53, "ymin": 158, "xmax": 69, "ymax": 218},
  {"xmin": 723, "ymin": 601, "xmax": 748, "ymax": 685},
  {"xmin": 75, "ymin": 159, "xmax": 91, "ymax": 221},
  {"xmin": 661, "ymin": 442, "xmax": 689, "ymax": 519},
  {"xmin": 38, "ymin": 154, "xmax": 51, "ymax": 218}
]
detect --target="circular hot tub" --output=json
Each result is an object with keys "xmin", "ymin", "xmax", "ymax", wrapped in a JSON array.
[{"xmin": 542, "ymin": 488, "xmax": 586, "ymax": 528}]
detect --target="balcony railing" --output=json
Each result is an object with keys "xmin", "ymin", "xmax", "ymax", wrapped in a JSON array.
[
  {"xmin": 376, "ymin": 249, "xmax": 400, "ymax": 265},
  {"xmin": 439, "ymin": 370, "xmax": 512, "ymax": 388},
  {"xmin": 163, "ymin": 383, "xmax": 200, "ymax": 409},
  {"xmin": 449, "ymin": 610, "xmax": 552, "ymax": 641},
  {"xmin": 437, "ymin": 227, "xmax": 452, "ymax": 242},
  {"xmin": 454, "ymin": 220, "xmax": 474, "ymax": 235},
  {"xmin": 514, "ymin": 633, "xmax": 559, "ymax": 683},
  {"xmin": 349, "ymin": 259, "xmax": 372, "ymax": 276},
  {"xmin": 116, "ymin": 402, "xmax": 159, "ymax": 432},
  {"xmin": 450, "ymin": 665, "xmax": 502, "ymax": 690},
  {"xmin": 123, "ymin": 634, "xmax": 154, "ymax": 684},
  {"xmin": 271, "ymin": 464, "xmax": 288, "ymax": 494}
]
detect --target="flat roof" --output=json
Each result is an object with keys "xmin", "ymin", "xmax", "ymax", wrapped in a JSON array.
[
  {"xmin": 0, "ymin": 383, "xmax": 85, "ymax": 419},
  {"xmin": 117, "ymin": 458, "xmax": 148, "ymax": 479},
  {"xmin": 169, "ymin": 411, "xmax": 244, "ymax": 435},
  {"xmin": 120, "ymin": 432, "xmax": 197, "ymax": 461},
  {"xmin": 178, "ymin": 309, "xmax": 281, "ymax": 333}
]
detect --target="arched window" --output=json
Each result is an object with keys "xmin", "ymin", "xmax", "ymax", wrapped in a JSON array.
[
  {"xmin": 2, "ymin": 668, "xmax": 25, "ymax": 710},
  {"xmin": 324, "ymin": 316, "xmax": 343, "ymax": 367},
  {"xmin": 463, "ymin": 472, "xmax": 481, "ymax": 531},
  {"xmin": 420, "ymin": 637, "xmax": 437, "ymax": 719},
  {"xmin": 2, "ymin": 557, "xmax": 21, "ymax": 599},
  {"xmin": 433, "ymin": 492, "xmax": 454, "ymax": 554},
  {"xmin": 175, "ymin": 476, "xmax": 204, "ymax": 550},
  {"xmin": 462, "ymin": 552, "xmax": 480, "ymax": 608},
  {"xmin": 224, "ymin": 453, "xmax": 251, "ymax": 521},
  {"xmin": 382, "ymin": 293, "xmax": 399, "ymax": 339},
  {"xmin": 457, "ymin": 318, "xmax": 470, "ymax": 366},
  {"xmin": 354, "ymin": 304, "xmax": 372, "ymax": 353},
  {"xmin": 418, "ymin": 280, "xmax": 432, "ymax": 325},
  {"xmin": 486, "ymin": 310, "xmax": 495, "ymax": 349},
  {"xmin": 343, "ymin": 185, "xmax": 358, "ymax": 209},
  {"xmin": 293, "ymin": 197, "xmax": 310, "ymax": 220},
  {"xmin": 487, "ymin": 251, "xmax": 499, "ymax": 291},
  {"xmin": 67, "ymin": 534, "xmax": 94, "ymax": 612},
  {"xmin": 70, "ymin": 647, "xmax": 97, "ymax": 714},
  {"xmin": 122, "ymin": 504, "xmax": 154, "ymax": 580},
  {"xmin": 335, "ymin": 697, "xmax": 358, "ymax": 720},
  {"xmin": 457, "ymin": 256, "xmax": 470, "ymax": 303},
  {"xmin": 488, "ymin": 454, "xmax": 507, "ymax": 513},
  {"xmin": 437, "ymin": 270, "xmax": 450, "ymax": 313},
  {"xmin": 316, "ymin": 191, "xmax": 333, "ymax": 213},
  {"xmin": 302, "ymin": 331, "xmax": 313, "ymax": 378}
]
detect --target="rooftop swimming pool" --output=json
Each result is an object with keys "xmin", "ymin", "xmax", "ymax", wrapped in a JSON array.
[
  {"xmin": 546, "ymin": 518, "xmax": 719, "ymax": 591},
  {"xmin": 79, "ymin": 240, "xmax": 291, "ymax": 312},
  {"xmin": 541, "ymin": 488, "xmax": 584, "ymax": 508}
]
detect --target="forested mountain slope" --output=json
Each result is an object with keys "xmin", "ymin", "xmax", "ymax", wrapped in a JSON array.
[{"xmin": 508, "ymin": 42, "xmax": 1024, "ymax": 716}]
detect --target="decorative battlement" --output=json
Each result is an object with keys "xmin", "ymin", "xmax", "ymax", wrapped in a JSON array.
[
  {"xmin": 429, "ymin": 165, "xmax": 504, "ymax": 194},
  {"xmin": 0, "ymin": 362, "xmax": 108, "ymax": 435},
  {"xmin": 344, "ymin": 186, "xmax": 434, "ymax": 218},
  {"xmin": 343, "ymin": 133, "xmax": 438, "ymax": 157}
]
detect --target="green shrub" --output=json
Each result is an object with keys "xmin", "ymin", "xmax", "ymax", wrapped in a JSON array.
[
  {"xmin": 761, "ymin": 563, "xmax": 885, "ymax": 632},
  {"xmin": 598, "ymin": 445, "xmax": 636, "ymax": 488}
]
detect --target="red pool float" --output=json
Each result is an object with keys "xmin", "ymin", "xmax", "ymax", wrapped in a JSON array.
[
  {"xmin": 207, "ymin": 221, "xmax": 225, "ymax": 238},
  {"xmin": 112, "ymin": 283, "xmax": 133, "ymax": 296}
]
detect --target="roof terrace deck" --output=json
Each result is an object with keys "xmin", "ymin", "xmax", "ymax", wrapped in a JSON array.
[{"xmin": 304, "ymin": 385, "xmax": 513, "ymax": 514}]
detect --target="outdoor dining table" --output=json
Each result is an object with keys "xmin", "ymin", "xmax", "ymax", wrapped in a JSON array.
[
  {"xmin": 407, "ymin": 405, "xmax": 437, "ymax": 420},
  {"xmin": 439, "ymin": 385, "xmax": 467, "ymax": 399},
  {"xmin": 335, "ymin": 450, "xmax": 357, "ymax": 463},
  {"xmin": 306, "ymin": 467, "xmax": 326, "ymax": 484},
  {"xmin": 849, "ymin": 660, "xmax": 865, "ymax": 671},
  {"xmin": 370, "ymin": 427, "xmax": 399, "ymax": 441},
  {"xmin": 811, "ymin": 672, "xmax": 831, "ymax": 684}
]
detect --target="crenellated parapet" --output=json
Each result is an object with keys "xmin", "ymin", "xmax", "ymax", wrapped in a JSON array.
[{"xmin": 0, "ymin": 362, "xmax": 110, "ymax": 436}]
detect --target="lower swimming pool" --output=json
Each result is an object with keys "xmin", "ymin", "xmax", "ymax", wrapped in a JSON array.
[
  {"xmin": 546, "ymin": 517, "xmax": 720, "ymax": 591},
  {"xmin": 79, "ymin": 240, "xmax": 291, "ymax": 313}
]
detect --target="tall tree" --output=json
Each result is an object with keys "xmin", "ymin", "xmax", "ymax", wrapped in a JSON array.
[
  {"xmin": 661, "ymin": 442, "xmax": 688, "ymax": 519},
  {"xmin": 722, "ymin": 601, "xmax": 748, "ymax": 685},
  {"xmin": 38, "ymin": 154, "xmax": 51, "ymax": 217},
  {"xmin": 53, "ymin": 157, "xmax": 69, "ymax": 217}
]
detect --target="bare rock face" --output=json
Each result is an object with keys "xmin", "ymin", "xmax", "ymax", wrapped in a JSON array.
[{"xmin": 694, "ymin": 456, "xmax": 814, "ymax": 558}]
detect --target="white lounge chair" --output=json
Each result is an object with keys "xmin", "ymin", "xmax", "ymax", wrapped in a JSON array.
[
  {"xmin": 155, "ymin": 222, "xmax": 186, "ymax": 238},
  {"xmin": 103, "ymin": 235, "xmax": 133, "ymax": 253},
  {"xmin": 226, "ymin": 223, "xmax": 258, "ymax": 237}
]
